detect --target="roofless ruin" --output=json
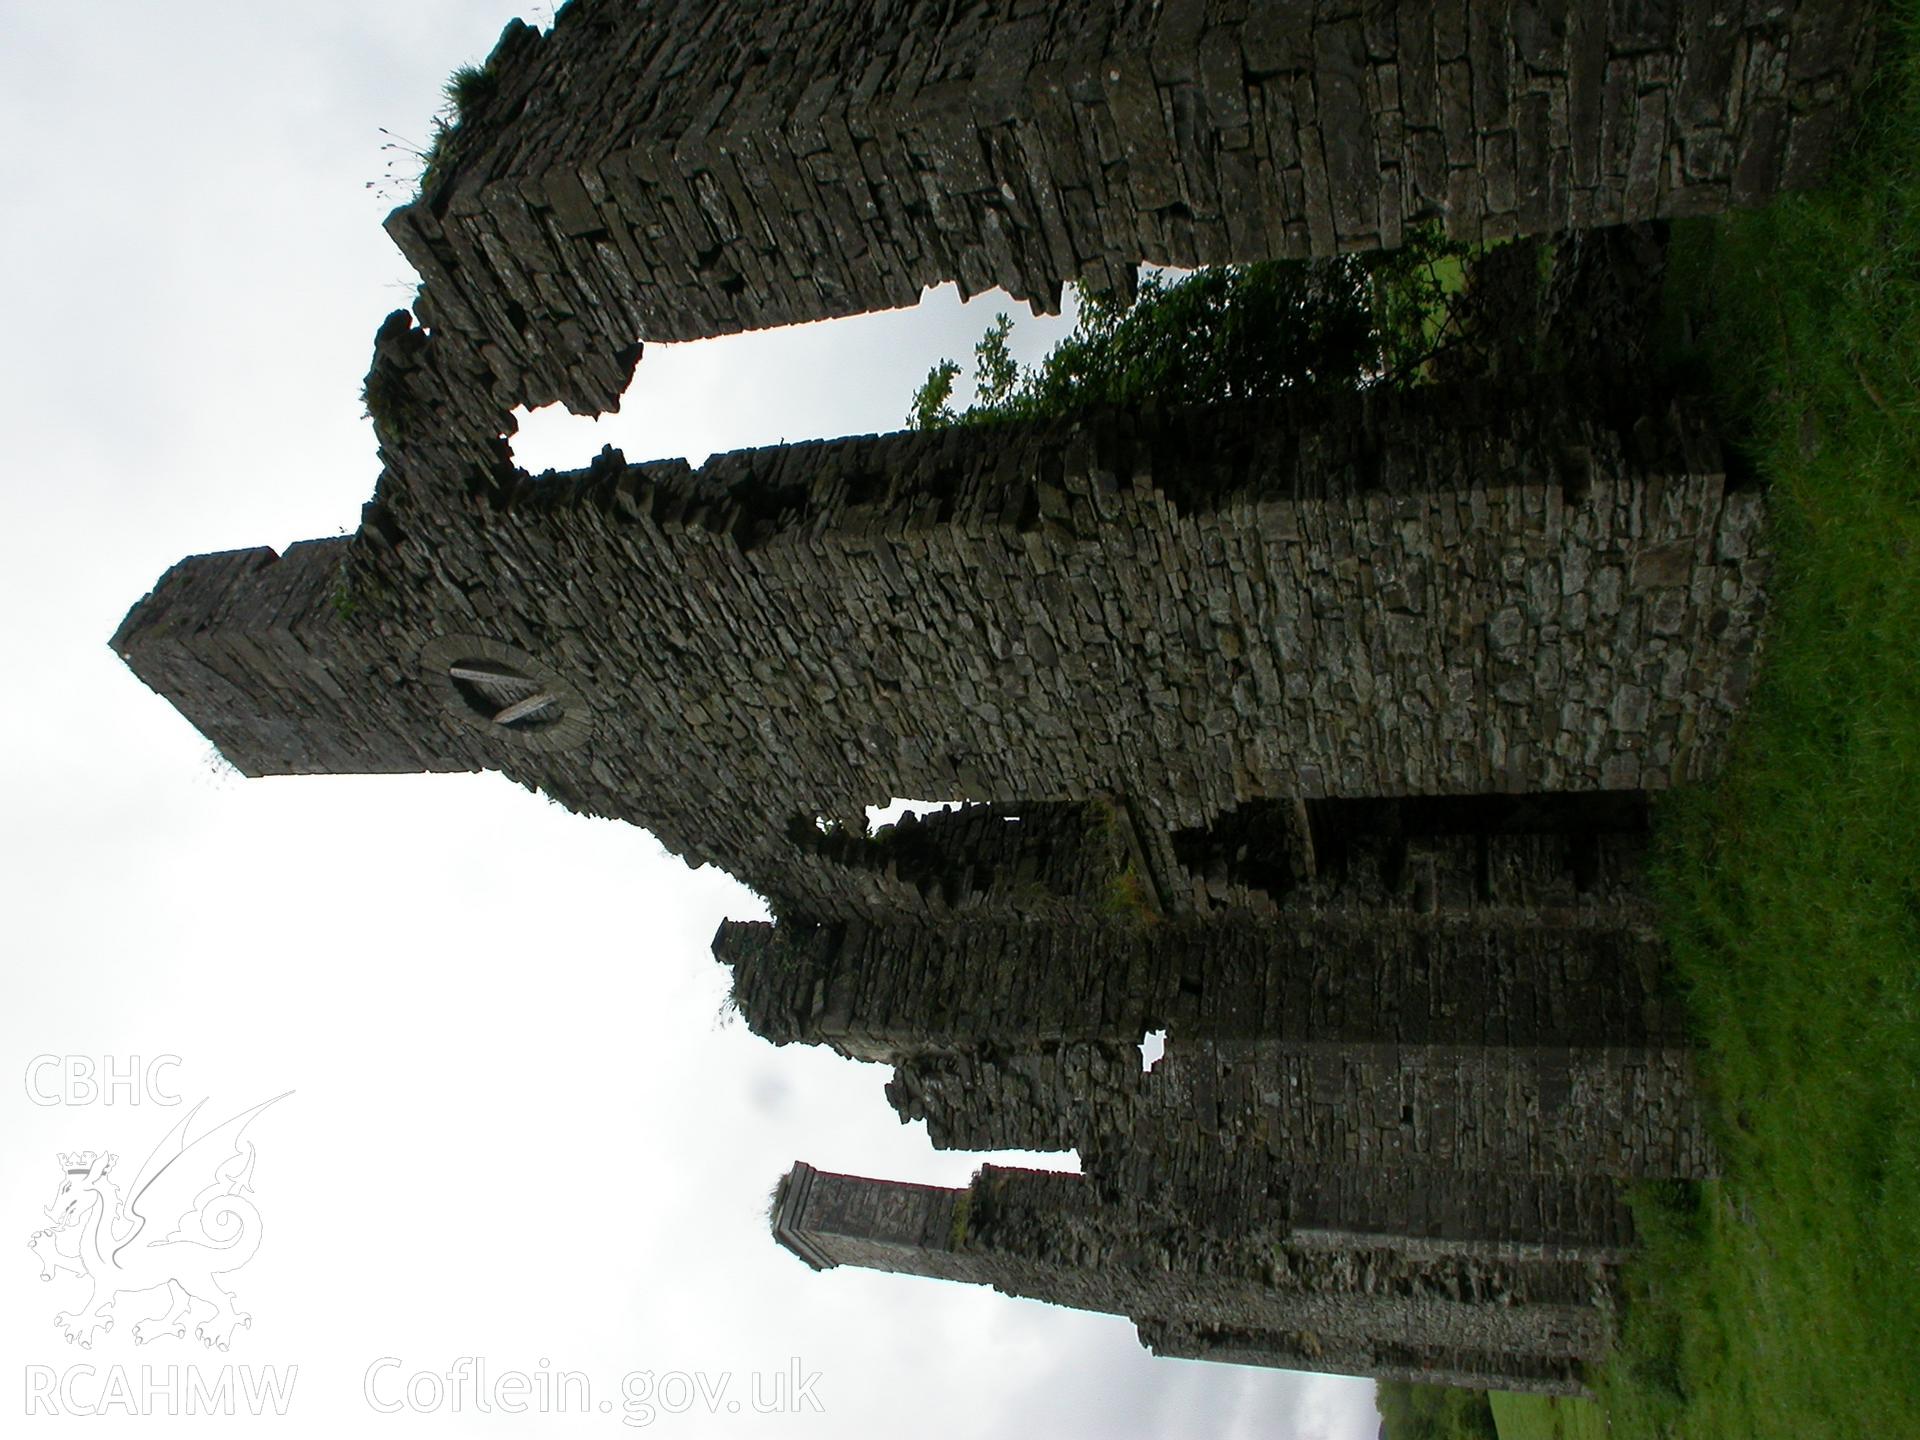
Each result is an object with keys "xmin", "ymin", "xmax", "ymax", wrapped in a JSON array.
[{"xmin": 114, "ymin": 0, "xmax": 1875, "ymax": 1395}]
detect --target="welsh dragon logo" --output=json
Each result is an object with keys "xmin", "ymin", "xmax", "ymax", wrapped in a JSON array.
[{"xmin": 28, "ymin": 1093, "xmax": 289, "ymax": 1351}]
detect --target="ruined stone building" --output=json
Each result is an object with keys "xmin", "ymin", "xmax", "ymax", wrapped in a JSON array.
[{"xmin": 113, "ymin": 0, "xmax": 1875, "ymax": 1395}]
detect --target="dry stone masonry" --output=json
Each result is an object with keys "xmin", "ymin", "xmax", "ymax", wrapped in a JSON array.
[
  {"xmin": 388, "ymin": 0, "xmax": 1873, "ymax": 415},
  {"xmin": 773, "ymin": 1161, "xmax": 1618, "ymax": 1393},
  {"xmin": 112, "ymin": 0, "xmax": 1879, "ymax": 1398},
  {"xmin": 118, "ymin": 389, "xmax": 1766, "ymax": 923}
]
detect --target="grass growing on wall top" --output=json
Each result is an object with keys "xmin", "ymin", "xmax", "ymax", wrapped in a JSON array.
[{"xmin": 1595, "ymin": 7, "xmax": 1920, "ymax": 1438}]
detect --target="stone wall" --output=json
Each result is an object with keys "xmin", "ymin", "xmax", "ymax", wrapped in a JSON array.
[
  {"xmin": 783, "ymin": 799, "xmax": 1145, "ymax": 925},
  {"xmin": 1139, "ymin": 1037, "xmax": 1711, "ymax": 1179},
  {"xmin": 385, "ymin": 0, "xmax": 1875, "ymax": 416},
  {"xmin": 109, "ymin": 0, "xmax": 1877, "ymax": 1396},
  {"xmin": 731, "ymin": 898, "xmax": 1712, "ymax": 1273},
  {"xmin": 109, "ymin": 539, "xmax": 477, "ymax": 778},
  {"xmin": 776, "ymin": 1162, "xmax": 1616, "ymax": 1394},
  {"xmin": 891, "ymin": 1029, "xmax": 1711, "ymax": 1185},
  {"xmin": 120, "ymin": 378, "xmax": 1763, "ymax": 926},
  {"xmin": 722, "ymin": 910, "xmax": 1683, "ymax": 1059},
  {"xmin": 220, "ymin": 383, "xmax": 1760, "ymax": 924},
  {"xmin": 118, "ymin": 315, "xmax": 1757, "ymax": 1401},
  {"xmin": 1121, "ymin": 1149, "xmax": 1642, "ymax": 1261},
  {"xmin": 117, "ymin": 374, "xmax": 1732, "ymax": 1385}
]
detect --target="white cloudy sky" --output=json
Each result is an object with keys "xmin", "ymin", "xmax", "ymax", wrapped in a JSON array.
[{"xmin": 0, "ymin": 4, "xmax": 1377, "ymax": 1435}]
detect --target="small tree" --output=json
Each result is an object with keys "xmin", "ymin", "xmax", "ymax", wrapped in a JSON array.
[{"xmin": 907, "ymin": 226, "xmax": 1477, "ymax": 430}]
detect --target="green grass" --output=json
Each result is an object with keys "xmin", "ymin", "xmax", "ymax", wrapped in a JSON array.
[
  {"xmin": 1593, "ymin": 8, "xmax": 1920, "ymax": 1439},
  {"xmin": 443, "ymin": 62, "xmax": 497, "ymax": 119},
  {"xmin": 1376, "ymin": 1381, "xmax": 1499, "ymax": 1440},
  {"xmin": 1489, "ymin": 1393, "xmax": 1607, "ymax": 1440}
]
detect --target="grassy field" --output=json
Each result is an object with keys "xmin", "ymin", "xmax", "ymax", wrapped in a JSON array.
[
  {"xmin": 1590, "ymin": 7, "xmax": 1920, "ymax": 1438},
  {"xmin": 1489, "ymin": 1393, "xmax": 1607, "ymax": 1440}
]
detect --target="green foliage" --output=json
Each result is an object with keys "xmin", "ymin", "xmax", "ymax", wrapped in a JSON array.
[
  {"xmin": 905, "ymin": 226, "xmax": 1474, "ymax": 431},
  {"xmin": 1369, "ymin": 242, "xmax": 1470, "ymax": 378},
  {"xmin": 329, "ymin": 555, "xmax": 391, "ymax": 624},
  {"xmin": 1378, "ymin": 1380, "xmax": 1605, "ymax": 1440},
  {"xmin": 1375, "ymin": 1381, "xmax": 1499, "ymax": 1440},
  {"xmin": 971, "ymin": 313, "xmax": 1022, "ymax": 408},
  {"xmin": 1482, "ymin": 1397, "xmax": 1605, "ymax": 1440},
  {"xmin": 371, "ymin": 59, "xmax": 500, "ymax": 202},
  {"xmin": 443, "ymin": 62, "xmax": 498, "ymax": 121},
  {"xmin": 419, "ymin": 122, "xmax": 453, "ymax": 186},
  {"xmin": 1486, "ymin": 1391, "xmax": 1608, "ymax": 1440},
  {"xmin": 1592, "ymin": 12, "xmax": 1920, "ymax": 1438},
  {"xmin": 1101, "ymin": 866, "xmax": 1158, "ymax": 927},
  {"xmin": 359, "ymin": 364, "xmax": 419, "ymax": 429},
  {"xmin": 422, "ymin": 64, "xmax": 499, "ymax": 183},
  {"xmin": 1085, "ymin": 795, "xmax": 1159, "ymax": 926},
  {"xmin": 948, "ymin": 1192, "xmax": 972, "ymax": 1249},
  {"xmin": 907, "ymin": 359, "xmax": 962, "ymax": 431}
]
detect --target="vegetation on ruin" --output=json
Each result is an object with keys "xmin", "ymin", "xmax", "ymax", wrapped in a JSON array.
[
  {"xmin": 1376, "ymin": 1382, "xmax": 1609, "ymax": 1440},
  {"xmin": 330, "ymin": 565, "xmax": 359, "ymax": 623},
  {"xmin": 1380, "ymin": 17, "xmax": 1917, "ymax": 1438},
  {"xmin": 1086, "ymin": 795, "xmax": 1161, "ymax": 927},
  {"xmin": 359, "ymin": 362, "xmax": 419, "ymax": 431},
  {"xmin": 442, "ymin": 62, "xmax": 499, "ymax": 121},
  {"xmin": 1374, "ymin": 1380, "xmax": 1499, "ymax": 1440},
  {"xmin": 1486, "ymin": 1393, "xmax": 1608, "ymax": 1440},
  {"xmin": 415, "ymin": 61, "xmax": 497, "ymax": 190},
  {"xmin": 329, "ymin": 558, "xmax": 391, "ymax": 625},
  {"xmin": 1100, "ymin": 866, "xmax": 1159, "ymax": 927},
  {"xmin": 906, "ymin": 226, "xmax": 1474, "ymax": 431},
  {"xmin": 369, "ymin": 58, "xmax": 501, "ymax": 203},
  {"xmin": 948, "ymin": 1192, "xmax": 972, "ymax": 1249},
  {"xmin": 1592, "ymin": 11, "xmax": 1920, "ymax": 1439}
]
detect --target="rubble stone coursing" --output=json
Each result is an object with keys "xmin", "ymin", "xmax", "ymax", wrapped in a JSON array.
[
  {"xmin": 894, "ymin": 1032, "xmax": 1712, "ymax": 1207},
  {"xmin": 112, "ymin": 0, "xmax": 1880, "ymax": 1399},
  {"xmin": 122, "ymin": 384, "xmax": 1765, "ymax": 914},
  {"xmin": 118, "ymin": 378, "xmax": 1751, "ymax": 1398},
  {"xmin": 725, "ymin": 909, "xmax": 1712, "ymax": 1184},
  {"xmin": 108, "ymin": 531, "xmax": 528, "ymax": 782},
  {"xmin": 775, "ymin": 1162, "xmax": 1616, "ymax": 1393},
  {"xmin": 388, "ymin": 0, "xmax": 1875, "ymax": 415},
  {"xmin": 723, "ymin": 886, "xmax": 1679, "ymax": 1061}
]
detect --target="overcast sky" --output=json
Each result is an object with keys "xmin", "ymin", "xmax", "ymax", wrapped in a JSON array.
[{"xmin": 1, "ymin": 4, "xmax": 1378, "ymax": 1435}]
